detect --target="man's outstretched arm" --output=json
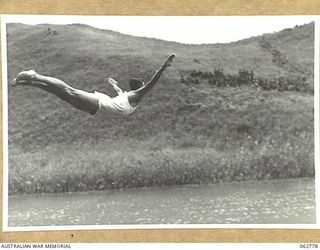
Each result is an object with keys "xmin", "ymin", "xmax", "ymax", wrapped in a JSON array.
[
  {"xmin": 147, "ymin": 54, "xmax": 175, "ymax": 85},
  {"xmin": 127, "ymin": 54, "xmax": 175, "ymax": 107}
]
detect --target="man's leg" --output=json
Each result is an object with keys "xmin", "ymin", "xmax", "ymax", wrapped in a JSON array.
[
  {"xmin": 13, "ymin": 70, "xmax": 100, "ymax": 115},
  {"xmin": 127, "ymin": 54, "xmax": 175, "ymax": 107}
]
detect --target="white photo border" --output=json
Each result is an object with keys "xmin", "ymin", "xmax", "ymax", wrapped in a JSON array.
[{"xmin": 2, "ymin": 14, "xmax": 319, "ymax": 232}]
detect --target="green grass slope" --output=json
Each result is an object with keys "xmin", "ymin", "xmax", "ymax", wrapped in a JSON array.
[{"xmin": 6, "ymin": 22, "xmax": 314, "ymax": 194}]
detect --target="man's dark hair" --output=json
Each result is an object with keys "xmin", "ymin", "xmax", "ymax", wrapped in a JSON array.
[{"xmin": 129, "ymin": 78, "xmax": 144, "ymax": 91}]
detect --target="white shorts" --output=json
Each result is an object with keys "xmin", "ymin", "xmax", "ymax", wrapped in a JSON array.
[{"xmin": 93, "ymin": 91, "xmax": 137, "ymax": 116}]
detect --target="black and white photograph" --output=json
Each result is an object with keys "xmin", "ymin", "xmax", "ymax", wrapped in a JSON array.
[{"xmin": 1, "ymin": 15, "xmax": 318, "ymax": 230}]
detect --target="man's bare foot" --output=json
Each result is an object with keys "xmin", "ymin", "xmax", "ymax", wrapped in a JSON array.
[{"xmin": 13, "ymin": 70, "xmax": 37, "ymax": 86}]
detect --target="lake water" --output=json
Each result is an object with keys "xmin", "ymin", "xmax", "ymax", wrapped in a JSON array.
[{"xmin": 8, "ymin": 178, "xmax": 316, "ymax": 227}]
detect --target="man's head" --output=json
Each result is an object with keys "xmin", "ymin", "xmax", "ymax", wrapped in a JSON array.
[{"xmin": 129, "ymin": 78, "xmax": 144, "ymax": 91}]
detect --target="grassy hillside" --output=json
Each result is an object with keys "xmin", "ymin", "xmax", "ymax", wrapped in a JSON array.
[{"xmin": 6, "ymin": 22, "xmax": 314, "ymax": 195}]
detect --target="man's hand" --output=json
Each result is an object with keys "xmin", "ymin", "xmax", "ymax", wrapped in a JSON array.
[
  {"xmin": 107, "ymin": 77, "xmax": 118, "ymax": 86},
  {"xmin": 163, "ymin": 54, "xmax": 175, "ymax": 68}
]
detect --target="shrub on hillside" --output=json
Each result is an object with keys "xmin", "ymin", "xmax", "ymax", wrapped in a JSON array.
[{"xmin": 180, "ymin": 68, "xmax": 311, "ymax": 92}]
